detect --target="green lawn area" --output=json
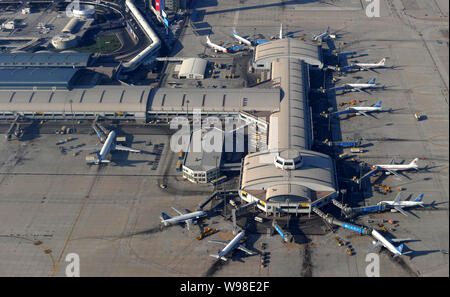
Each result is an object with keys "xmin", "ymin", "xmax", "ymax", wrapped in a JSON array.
[{"xmin": 74, "ymin": 34, "xmax": 122, "ymax": 54}]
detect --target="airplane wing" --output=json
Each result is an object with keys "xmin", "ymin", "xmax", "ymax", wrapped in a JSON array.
[
  {"xmin": 393, "ymin": 205, "xmax": 409, "ymax": 216},
  {"xmin": 112, "ymin": 144, "xmax": 141, "ymax": 153},
  {"xmin": 186, "ymin": 219, "xmax": 192, "ymax": 231},
  {"xmin": 74, "ymin": 144, "xmax": 103, "ymax": 152},
  {"xmin": 358, "ymin": 111, "xmax": 370, "ymax": 118},
  {"xmin": 368, "ymin": 241, "xmax": 382, "ymax": 252},
  {"xmin": 391, "ymin": 238, "xmax": 413, "ymax": 243},
  {"xmin": 237, "ymin": 244, "xmax": 256, "ymax": 255},
  {"xmin": 393, "ymin": 192, "xmax": 402, "ymax": 203},
  {"xmin": 171, "ymin": 207, "xmax": 184, "ymax": 216},
  {"xmin": 386, "ymin": 169, "xmax": 403, "ymax": 179},
  {"xmin": 389, "ymin": 158, "xmax": 395, "ymax": 164},
  {"xmin": 208, "ymin": 239, "xmax": 229, "ymax": 246}
]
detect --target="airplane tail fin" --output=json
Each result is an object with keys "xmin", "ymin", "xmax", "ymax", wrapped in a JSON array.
[
  {"xmin": 368, "ymin": 77, "xmax": 376, "ymax": 84},
  {"xmin": 206, "ymin": 36, "xmax": 211, "ymax": 43},
  {"xmin": 413, "ymin": 193, "xmax": 424, "ymax": 202},
  {"xmin": 410, "ymin": 158, "xmax": 419, "ymax": 166},
  {"xmin": 160, "ymin": 212, "xmax": 171, "ymax": 221},
  {"xmin": 279, "ymin": 23, "xmax": 283, "ymax": 39},
  {"xmin": 374, "ymin": 100, "xmax": 382, "ymax": 107},
  {"xmin": 232, "ymin": 27, "xmax": 236, "ymax": 34},
  {"xmin": 379, "ymin": 58, "xmax": 386, "ymax": 65},
  {"xmin": 396, "ymin": 243, "xmax": 405, "ymax": 254}
]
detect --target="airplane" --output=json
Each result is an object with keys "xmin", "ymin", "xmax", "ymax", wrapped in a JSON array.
[
  {"xmin": 312, "ymin": 26, "xmax": 335, "ymax": 41},
  {"xmin": 206, "ymin": 36, "xmax": 228, "ymax": 53},
  {"xmin": 160, "ymin": 207, "xmax": 207, "ymax": 230},
  {"xmin": 339, "ymin": 58, "xmax": 386, "ymax": 73},
  {"xmin": 270, "ymin": 23, "xmax": 284, "ymax": 40},
  {"xmin": 371, "ymin": 157, "xmax": 420, "ymax": 179},
  {"xmin": 369, "ymin": 229, "xmax": 413, "ymax": 258},
  {"xmin": 378, "ymin": 193, "xmax": 425, "ymax": 216},
  {"xmin": 332, "ymin": 100, "xmax": 383, "ymax": 118},
  {"xmin": 329, "ymin": 78, "xmax": 379, "ymax": 94},
  {"xmin": 232, "ymin": 28, "xmax": 252, "ymax": 46},
  {"xmin": 209, "ymin": 231, "xmax": 255, "ymax": 261},
  {"xmin": 79, "ymin": 129, "xmax": 141, "ymax": 164},
  {"xmin": 353, "ymin": 58, "xmax": 386, "ymax": 71}
]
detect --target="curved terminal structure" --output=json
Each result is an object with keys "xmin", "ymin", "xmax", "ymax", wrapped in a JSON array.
[
  {"xmin": 72, "ymin": 4, "xmax": 96, "ymax": 18},
  {"xmin": 122, "ymin": 0, "xmax": 161, "ymax": 72}
]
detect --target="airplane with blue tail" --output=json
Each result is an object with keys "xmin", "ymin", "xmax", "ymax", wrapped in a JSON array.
[
  {"xmin": 332, "ymin": 100, "xmax": 383, "ymax": 118},
  {"xmin": 369, "ymin": 229, "xmax": 413, "ymax": 258},
  {"xmin": 378, "ymin": 193, "xmax": 425, "ymax": 216},
  {"xmin": 328, "ymin": 78, "xmax": 380, "ymax": 94}
]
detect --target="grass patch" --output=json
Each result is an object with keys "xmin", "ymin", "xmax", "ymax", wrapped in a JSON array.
[{"xmin": 74, "ymin": 34, "xmax": 121, "ymax": 54}]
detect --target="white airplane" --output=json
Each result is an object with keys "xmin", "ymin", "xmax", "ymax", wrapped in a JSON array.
[
  {"xmin": 333, "ymin": 100, "xmax": 383, "ymax": 118},
  {"xmin": 371, "ymin": 158, "xmax": 420, "ymax": 179},
  {"xmin": 80, "ymin": 130, "xmax": 141, "ymax": 164},
  {"xmin": 312, "ymin": 26, "xmax": 335, "ymax": 41},
  {"xmin": 270, "ymin": 23, "xmax": 284, "ymax": 40},
  {"xmin": 160, "ymin": 207, "xmax": 207, "ymax": 230},
  {"xmin": 206, "ymin": 36, "xmax": 228, "ymax": 53},
  {"xmin": 209, "ymin": 231, "xmax": 255, "ymax": 261},
  {"xmin": 328, "ymin": 77, "xmax": 379, "ymax": 94},
  {"xmin": 369, "ymin": 229, "xmax": 412, "ymax": 258},
  {"xmin": 232, "ymin": 28, "xmax": 252, "ymax": 46},
  {"xmin": 345, "ymin": 77, "xmax": 378, "ymax": 92},
  {"xmin": 353, "ymin": 58, "xmax": 386, "ymax": 71},
  {"xmin": 378, "ymin": 193, "xmax": 425, "ymax": 216}
]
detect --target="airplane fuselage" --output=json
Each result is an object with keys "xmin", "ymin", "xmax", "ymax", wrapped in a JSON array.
[
  {"xmin": 161, "ymin": 210, "xmax": 206, "ymax": 226},
  {"xmin": 206, "ymin": 38, "xmax": 228, "ymax": 53},
  {"xmin": 217, "ymin": 231, "xmax": 245, "ymax": 261},
  {"xmin": 350, "ymin": 106, "xmax": 382, "ymax": 112},
  {"xmin": 374, "ymin": 164, "xmax": 418, "ymax": 171},
  {"xmin": 371, "ymin": 229, "xmax": 402, "ymax": 257},
  {"xmin": 347, "ymin": 83, "xmax": 376, "ymax": 89},
  {"xmin": 98, "ymin": 131, "xmax": 116, "ymax": 163},
  {"xmin": 233, "ymin": 33, "xmax": 251, "ymax": 46},
  {"xmin": 379, "ymin": 201, "xmax": 424, "ymax": 207}
]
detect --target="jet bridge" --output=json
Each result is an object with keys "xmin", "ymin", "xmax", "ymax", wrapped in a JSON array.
[
  {"xmin": 312, "ymin": 206, "xmax": 371, "ymax": 235},
  {"xmin": 332, "ymin": 199, "xmax": 388, "ymax": 218},
  {"xmin": 5, "ymin": 114, "xmax": 23, "ymax": 141}
]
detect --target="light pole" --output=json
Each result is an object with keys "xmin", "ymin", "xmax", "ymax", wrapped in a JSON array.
[
  {"xmin": 70, "ymin": 99, "xmax": 75, "ymax": 133},
  {"xmin": 186, "ymin": 99, "xmax": 190, "ymax": 118}
]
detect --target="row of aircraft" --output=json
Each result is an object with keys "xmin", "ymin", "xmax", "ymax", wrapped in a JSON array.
[
  {"xmin": 206, "ymin": 24, "xmax": 285, "ymax": 53},
  {"xmin": 323, "ymin": 42, "xmax": 428, "ymax": 257}
]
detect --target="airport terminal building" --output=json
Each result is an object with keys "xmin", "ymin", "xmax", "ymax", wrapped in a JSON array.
[{"xmin": 0, "ymin": 38, "xmax": 337, "ymax": 215}]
